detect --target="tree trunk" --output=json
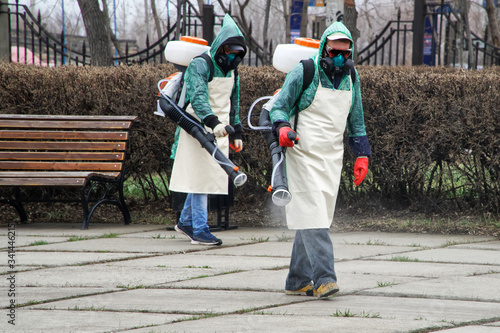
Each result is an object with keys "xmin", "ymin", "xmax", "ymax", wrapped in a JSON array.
[
  {"xmin": 175, "ymin": 0, "xmax": 185, "ymax": 39},
  {"xmin": 282, "ymin": 0, "xmax": 292, "ymax": 44},
  {"xmin": 344, "ymin": 0, "xmax": 359, "ymax": 62},
  {"xmin": 458, "ymin": 0, "xmax": 475, "ymax": 69},
  {"xmin": 101, "ymin": 0, "xmax": 124, "ymax": 58},
  {"xmin": 485, "ymin": 0, "xmax": 500, "ymax": 47},
  {"xmin": 77, "ymin": 0, "xmax": 113, "ymax": 66},
  {"xmin": 263, "ymin": 0, "xmax": 272, "ymax": 64},
  {"xmin": 299, "ymin": 0, "xmax": 309, "ymax": 37},
  {"xmin": 150, "ymin": 0, "xmax": 163, "ymax": 40}
]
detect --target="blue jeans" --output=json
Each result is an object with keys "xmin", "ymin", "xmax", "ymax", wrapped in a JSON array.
[
  {"xmin": 285, "ymin": 229, "xmax": 337, "ymax": 291},
  {"xmin": 178, "ymin": 193, "xmax": 209, "ymax": 235}
]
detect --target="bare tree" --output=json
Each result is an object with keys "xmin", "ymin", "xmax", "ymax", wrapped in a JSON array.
[
  {"xmin": 485, "ymin": 0, "xmax": 500, "ymax": 47},
  {"xmin": 262, "ymin": 0, "xmax": 272, "ymax": 63},
  {"xmin": 150, "ymin": 0, "xmax": 163, "ymax": 40},
  {"xmin": 77, "ymin": 0, "xmax": 113, "ymax": 66},
  {"xmin": 344, "ymin": 0, "xmax": 359, "ymax": 62},
  {"xmin": 299, "ymin": 0, "xmax": 309, "ymax": 37},
  {"xmin": 281, "ymin": 0, "xmax": 292, "ymax": 44},
  {"xmin": 217, "ymin": 0, "xmax": 272, "ymax": 65},
  {"xmin": 101, "ymin": 0, "xmax": 125, "ymax": 58}
]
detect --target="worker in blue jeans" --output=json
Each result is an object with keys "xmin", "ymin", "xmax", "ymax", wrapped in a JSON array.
[
  {"xmin": 176, "ymin": 194, "xmax": 209, "ymax": 245},
  {"xmin": 169, "ymin": 14, "xmax": 246, "ymax": 245}
]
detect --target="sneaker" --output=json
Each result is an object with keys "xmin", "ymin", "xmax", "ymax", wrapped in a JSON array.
[
  {"xmin": 314, "ymin": 282, "xmax": 339, "ymax": 298},
  {"xmin": 285, "ymin": 284, "xmax": 314, "ymax": 296},
  {"xmin": 174, "ymin": 224, "xmax": 194, "ymax": 241},
  {"xmin": 191, "ymin": 230, "xmax": 222, "ymax": 246}
]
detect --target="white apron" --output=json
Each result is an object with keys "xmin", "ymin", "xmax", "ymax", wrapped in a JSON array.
[
  {"xmin": 169, "ymin": 73, "xmax": 234, "ymax": 195},
  {"xmin": 285, "ymin": 78, "xmax": 352, "ymax": 229}
]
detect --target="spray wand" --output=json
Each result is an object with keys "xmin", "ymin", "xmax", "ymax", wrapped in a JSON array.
[
  {"xmin": 158, "ymin": 93, "xmax": 247, "ymax": 187},
  {"xmin": 247, "ymin": 94, "xmax": 292, "ymax": 206}
]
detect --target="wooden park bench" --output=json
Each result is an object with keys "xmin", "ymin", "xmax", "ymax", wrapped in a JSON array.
[{"xmin": 0, "ymin": 114, "xmax": 138, "ymax": 229}]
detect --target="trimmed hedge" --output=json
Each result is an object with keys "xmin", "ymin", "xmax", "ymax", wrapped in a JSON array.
[{"xmin": 1, "ymin": 62, "xmax": 499, "ymax": 217}]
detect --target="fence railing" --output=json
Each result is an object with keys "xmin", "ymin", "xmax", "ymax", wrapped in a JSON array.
[
  {"xmin": 358, "ymin": 11, "xmax": 413, "ymax": 66},
  {"xmin": 3, "ymin": 2, "xmax": 89, "ymax": 66},
  {"xmin": 442, "ymin": 6, "xmax": 500, "ymax": 69},
  {"xmin": 4, "ymin": 2, "xmax": 499, "ymax": 69},
  {"xmin": 358, "ymin": 6, "xmax": 500, "ymax": 68}
]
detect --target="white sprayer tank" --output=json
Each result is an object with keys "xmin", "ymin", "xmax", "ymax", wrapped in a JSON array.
[
  {"xmin": 164, "ymin": 36, "xmax": 211, "ymax": 67},
  {"xmin": 272, "ymin": 37, "xmax": 320, "ymax": 73}
]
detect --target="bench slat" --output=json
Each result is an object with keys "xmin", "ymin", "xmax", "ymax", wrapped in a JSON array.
[
  {"xmin": 0, "ymin": 152, "xmax": 125, "ymax": 161},
  {"xmin": 0, "ymin": 161, "xmax": 123, "ymax": 171},
  {"xmin": 0, "ymin": 141, "xmax": 127, "ymax": 151},
  {"xmin": 0, "ymin": 177, "xmax": 88, "ymax": 186},
  {"xmin": 0, "ymin": 114, "xmax": 138, "ymax": 121},
  {"xmin": 0, "ymin": 171, "xmax": 120, "ymax": 178},
  {"xmin": 0, "ymin": 130, "xmax": 129, "ymax": 140},
  {"xmin": 1, "ymin": 120, "xmax": 134, "ymax": 130}
]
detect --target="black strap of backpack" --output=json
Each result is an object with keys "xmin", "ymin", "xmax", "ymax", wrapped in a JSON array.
[
  {"xmin": 180, "ymin": 53, "xmax": 215, "ymax": 110},
  {"xmin": 293, "ymin": 58, "xmax": 315, "ymax": 132},
  {"xmin": 196, "ymin": 53, "xmax": 215, "ymax": 82}
]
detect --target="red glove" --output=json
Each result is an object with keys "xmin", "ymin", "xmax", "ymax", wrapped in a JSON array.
[
  {"xmin": 278, "ymin": 127, "xmax": 299, "ymax": 147},
  {"xmin": 353, "ymin": 157, "xmax": 369, "ymax": 186},
  {"xmin": 230, "ymin": 139, "xmax": 243, "ymax": 153}
]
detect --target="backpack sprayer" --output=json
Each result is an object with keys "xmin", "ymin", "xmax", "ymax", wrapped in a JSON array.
[
  {"xmin": 247, "ymin": 38, "xmax": 319, "ymax": 206},
  {"xmin": 156, "ymin": 36, "xmax": 247, "ymax": 187}
]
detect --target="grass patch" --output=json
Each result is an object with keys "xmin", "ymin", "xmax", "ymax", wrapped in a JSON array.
[
  {"xmin": 251, "ymin": 236, "xmax": 270, "ymax": 242},
  {"xmin": 390, "ymin": 256, "xmax": 419, "ymax": 262},
  {"xmin": 275, "ymin": 232, "xmax": 292, "ymax": 242},
  {"xmin": 332, "ymin": 309, "xmax": 381, "ymax": 318},
  {"xmin": 28, "ymin": 240, "xmax": 49, "ymax": 246},
  {"xmin": 67, "ymin": 235, "xmax": 96, "ymax": 242},
  {"xmin": 99, "ymin": 233, "xmax": 119, "ymax": 238},
  {"xmin": 377, "ymin": 280, "xmax": 397, "ymax": 287}
]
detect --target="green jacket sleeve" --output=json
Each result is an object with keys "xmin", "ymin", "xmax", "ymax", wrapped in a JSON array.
[
  {"xmin": 229, "ymin": 73, "xmax": 241, "ymax": 127},
  {"xmin": 185, "ymin": 57, "xmax": 213, "ymax": 121},
  {"xmin": 346, "ymin": 69, "xmax": 367, "ymax": 137}
]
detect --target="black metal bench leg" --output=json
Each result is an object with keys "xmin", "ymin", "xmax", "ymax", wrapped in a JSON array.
[
  {"xmin": 81, "ymin": 188, "xmax": 90, "ymax": 230},
  {"xmin": 117, "ymin": 184, "xmax": 131, "ymax": 225},
  {"xmin": 5, "ymin": 199, "xmax": 28, "ymax": 223}
]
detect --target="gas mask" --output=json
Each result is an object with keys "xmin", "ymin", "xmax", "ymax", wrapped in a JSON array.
[
  {"xmin": 216, "ymin": 53, "xmax": 242, "ymax": 73},
  {"xmin": 320, "ymin": 54, "xmax": 354, "ymax": 78}
]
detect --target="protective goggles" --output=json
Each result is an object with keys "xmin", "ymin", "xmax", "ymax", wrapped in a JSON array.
[{"xmin": 326, "ymin": 47, "xmax": 352, "ymax": 59}]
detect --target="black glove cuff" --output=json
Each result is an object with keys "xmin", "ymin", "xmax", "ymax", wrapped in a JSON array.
[
  {"xmin": 203, "ymin": 115, "xmax": 221, "ymax": 130},
  {"xmin": 272, "ymin": 120, "xmax": 291, "ymax": 136},
  {"xmin": 229, "ymin": 124, "xmax": 242, "ymax": 140}
]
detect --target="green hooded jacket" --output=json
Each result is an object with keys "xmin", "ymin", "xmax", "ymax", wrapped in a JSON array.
[
  {"xmin": 269, "ymin": 21, "xmax": 368, "ymax": 141},
  {"xmin": 184, "ymin": 14, "xmax": 245, "ymax": 127},
  {"xmin": 170, "ymin": 14, "xmax": 246, "ymax": 159}
]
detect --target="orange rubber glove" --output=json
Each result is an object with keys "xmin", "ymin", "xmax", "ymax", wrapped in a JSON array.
[
  {"xmin": 230, "ymin": 139, "xmax": 243, "ymax": 152},
  {"xmin": 278, "ymin": 127, "xmax": 299, "ymax": 147},
  {"xmin": 353, "ymin": 157, "xmax": 369, "ymax": 186}
]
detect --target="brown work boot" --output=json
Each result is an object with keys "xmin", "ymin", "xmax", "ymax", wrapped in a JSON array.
[
  {"xmin": 285, "ymin": 284, "xmax": 314, "ymax": 296},
  {"xmin": 314, "ymin": 282, "xmax": 339, "ymax": 298}
]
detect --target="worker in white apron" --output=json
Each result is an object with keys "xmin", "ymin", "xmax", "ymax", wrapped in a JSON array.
[
  {"xmin": 269, "ymin": 22, "xmax": 372, "ymax": 297},
  {"xmin": 170, "ymin": 14, "xmax": 247, "ymax": 246}
]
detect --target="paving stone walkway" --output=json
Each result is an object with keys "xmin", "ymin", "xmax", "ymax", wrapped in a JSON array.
[{"xmin": 1, "ymin": 223, "xmax": 499, "ymax": 332}]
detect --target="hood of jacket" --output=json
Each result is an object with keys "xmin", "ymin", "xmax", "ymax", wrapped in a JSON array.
[
  {"xmin": 210, "ymin": 14, "xmax": 247, "ymax": 62},
  {"xmin": 317, "ymin": 21, "xmax": 353, "ymax": 68}
]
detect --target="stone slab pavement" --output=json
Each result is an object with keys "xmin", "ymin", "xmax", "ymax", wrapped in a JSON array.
[{"xmin": 1, "ymin": 222, "xmax": 499, "ymax": 333}]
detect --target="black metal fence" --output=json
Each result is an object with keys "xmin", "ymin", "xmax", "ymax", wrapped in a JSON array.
[
  {"xmin": 3, "ymin": 1, "xmax": 499, "ymax": 69},
  {"xmin": 358, "ymin": 10, "xmax": 413, "ymax": 66},
  {"xmin": 2, "ymin": 1, "xmax": 204, "ymax": 66},
  {"xmin": 358, "ymin": 6, "xmax": 500, "ymax": 68},
  {"xmin": 2, "ymin": 1, "xmax": 267, "ymax": 67}
]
